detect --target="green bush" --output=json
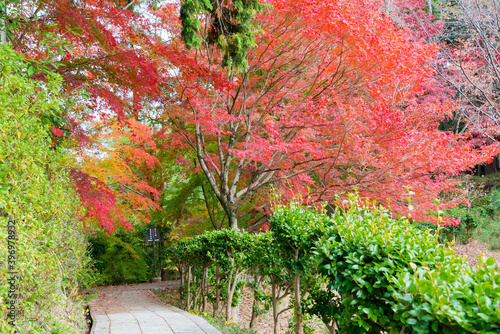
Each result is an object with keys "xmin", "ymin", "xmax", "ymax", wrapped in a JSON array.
[
  {"xmin": 118, "ymin": 212, "xmax": 173, "ymax": 278},
  {"xmin": 311, "ymin": 194, "xmax": 500, "ymax": 333},
  {"xmin": 167, "ymin": 229, "xmax": 254, "ymax": 321},
  {"xmin": 167, "ymin": 195, "xmax": 500, "ymax": 334},
  {"xmin": 87, "ymin": 209, "xmax": 174, "ymax": 284},
  {"xmin": 270, "ymin": 201, "xmax": 332, "ymax": 334},
  {"xmin": 88, "ymin": 231, "xmax": 149, "ymax": 285},
  {"xmin": 0, "ymin": 44, "xmax": 91, "ymax": 333},
  {"xmin": 392, "ymin": 256, "xmax": 500, "ymax": 333},
  {"xmin": 314, "ymin": 203, "xmax": 439, "ymax": 333}
]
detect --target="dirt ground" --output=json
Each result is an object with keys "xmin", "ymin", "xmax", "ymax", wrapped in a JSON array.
[{"xmin": 452, "ymin": 238, "xmax": 500, "ymax": 267}]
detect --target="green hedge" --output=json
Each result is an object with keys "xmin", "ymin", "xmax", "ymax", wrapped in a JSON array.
[
  {"xmin": 311, "ymin": 195, "xmax": 448, "ymax": 333},
  {"xmin": 168, "ymin": 229, "xmax": 254, "ymax": 322},
  {"xmin": 392, "ymin": 256, "xmax": 500, "ymax": 333},
  {"xmin": 168, "ymin": 195, "xmax": 500, "ymax": 334},
  {"xmin": 0, "ymin": 44, "xmax": 91, "ymax": 333}
]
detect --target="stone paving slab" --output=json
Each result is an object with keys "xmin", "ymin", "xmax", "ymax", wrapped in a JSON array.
[{"xmin": 90, "ymin": 281, "xmax": 221, "ymax": 334}]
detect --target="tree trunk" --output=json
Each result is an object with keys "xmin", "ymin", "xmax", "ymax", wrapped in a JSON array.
[
  {"xmin": 292, "ymin": 247, "xmax": 303, "ymax": 334},
  {"xmin": 293, "ymin": 273, "xmax": 303, "ymax": 334},
  {"xmin": 227, "ymin": 208, "xmax": 238, "ymax": 229},
  {"xmin": 194, "ymin": 265, "xmax": 208, "ymax": 312},
  {"xmin": 249, "ymin": 299, "xmax": 258, "ymax": 330},
  {"xmin": 249, "ymin": 273, "xmax": 262, "ymax": 330},
  {"xmin": 202, "ymin": 266, "xmax": 208, "ymax": 312},
  {"xmin": 214, "ymin": 264, "xmax": 222, "ymax": 317},
  {"xmin": 187, "ymin": 266, "xmax": 192, "ymax": 309},
  {"xmin": 322, "ymin": 317, "xmax": 337, "ymax": 334},
  {"xmin": 226, "ymin": 264, "xmax": 235, "ymax": 321},
  {"xmin": 179, "ymin": 263, "xmax": 185, "ymax": 304},
  {"xmin": 271, "ymin": 280, "xmax": 280, "ymax": 334},
  {"xmin": 226, "ymin": 266, "xmax": 246, "ymax": 322}
]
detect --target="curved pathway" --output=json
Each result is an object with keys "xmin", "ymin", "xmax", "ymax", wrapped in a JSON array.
[{"xmin": 90, "ymin": 281, "xmax": 221, "ymax": 334}]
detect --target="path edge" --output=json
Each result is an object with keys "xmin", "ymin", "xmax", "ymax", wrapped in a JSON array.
[
  {"xmin": 88, "ymin": 305, "xmax": 96, "ymax": 334},
  {"xmin": 149, "ymin": 289, "xmax": 221, "ymax": 334}
]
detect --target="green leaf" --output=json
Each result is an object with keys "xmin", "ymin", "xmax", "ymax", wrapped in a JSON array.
[{"xmin": 27, "ymin": 65, "xmax": 35, "ymax": 76}]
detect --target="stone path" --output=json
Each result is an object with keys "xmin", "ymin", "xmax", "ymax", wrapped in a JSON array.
[{"xmin": 90, "ymin": 281, "xmax": 222, "ymax": 334}]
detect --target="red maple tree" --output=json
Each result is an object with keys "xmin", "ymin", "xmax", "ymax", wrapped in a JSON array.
[
  {"xmin": 9, "ymin": 0, "xmax": 498, "ymax": 231},
  {"xmin": 154, "ymin": 0, "xmax": 497, "ymax": 229},
  {"xmin": 71, "ymin": 118, "xmax": 161, "ymax": 232},
  {"xmin": 9, "ymin": 0, "xmax": 168, "ymax": 230}
]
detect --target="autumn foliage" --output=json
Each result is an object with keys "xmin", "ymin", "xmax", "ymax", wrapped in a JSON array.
[
  {"xmin": 155, "ymin": 0, "xmax": 497, "ymax": 228},
  {"xmin": 71, "ymin": 119, "xmax": 161, "ymax": 231},
  {"xmin": 7, "ymin": 0, "xmax": 498, "ymax": 230},
  {"xmin": 12, "ymin": 0, "xmax": 165, "ymax": 119},
  {"xmin": 8, "ymin": 0, "xmax": 167, "ymax": 231}
]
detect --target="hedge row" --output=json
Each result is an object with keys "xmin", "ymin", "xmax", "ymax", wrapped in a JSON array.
[{"xmin": 168, "ymin": 194, "xmax": 500, "ymax": 334}]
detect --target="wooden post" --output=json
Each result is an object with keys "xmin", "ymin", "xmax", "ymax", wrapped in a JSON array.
[{"xmin": 153, "ymin": 240, "xmax": 156, "ymax": 277}]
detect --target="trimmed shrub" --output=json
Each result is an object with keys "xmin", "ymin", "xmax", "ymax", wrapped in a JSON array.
[
  {"xmin": 167, "ymin": 195, "xmax": 500, "ymax": 334},
  {"xmin": 312, "ymin": 194, "xmax": 441, "ymax": 333},
  {"xmin": 270, "ymin": 202, "xmax": 332, "ymax": 334},
  {"xmin": 392, "ymin": 256, "xmax": 500, "ymax": 333},
  {"xmin": 168, "ymin": 229, "xmax": 254, "ymax": 321},
  {"xmin": 311, "ymin": 194, "xmax": 500, "ymax": 333}
]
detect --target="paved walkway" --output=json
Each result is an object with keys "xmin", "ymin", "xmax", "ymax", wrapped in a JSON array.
[{"xmin": 90, "ymin": 281, "xmax": 222, "ymax": 334}]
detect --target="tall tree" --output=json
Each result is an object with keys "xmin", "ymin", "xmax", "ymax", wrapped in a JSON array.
[
  {"xmin": 390, "ymin": 0, "xmax": 500, "ymax": 139},
  {"xmin": 154, "ymin": 0, "xmax": 497, "ymax": 229},
  {"xmin": 3, "ymin": 0, "xmax": 270, "ymax": 231},
  {"xmin": 3, "ymin": 0, "xmax": 170, "ymax": 230}
]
